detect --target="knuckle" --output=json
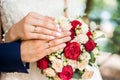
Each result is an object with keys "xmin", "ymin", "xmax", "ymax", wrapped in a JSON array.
[
  {"xmin": 51, "ymin": 31, "xmax": 56, "ymax": 36},
  {"xmin": 61, "ymin": 32, "xmax": 66, "ymax": 37},
  {"xmin": 39, "ymin": 34, "xmax": 49, "ymax": 40},
  {"xmin": 43, "ymin": 21, "xmax": 48, "ymax": 27},
  {"xmin": 23, "ymin": 24, "xmax": 28, "ymax": 30},
  {"xmin": 47, "ymin": 48, "xmax": 52, "ymax": 54},
  {"xmin": 63, "ymin": 32, "xmax": 67, "ymax": 36},
  {"xmin": 43, "ymin": 17, "xmax": 49, "ymax": 22},
  {"xmin": 39, "ymin": 28, "xmax": 44, "ymax": 33},
  {"xmin": 50, "ymin": 40, "xmax": 57, "ymax": 46},
  {"xmin": 24, "ymin": 33, "xmax": 30, "ymax": 39},
  {"xmin": 54, "ymin": 40, "xmax": 59, "ymax": 45},
  {"xmin": 35, "ymin": 34, "xmax": 41, "ymax": 39},
  {"xmin": 24, "ymin": 16, "xmax": 30, "ymax": 23},
  {"xmin": 27, "ymin": 12, "xmax": 34, "ymax": 17},
  {"xmin": 62, "ymin": 38, "xmax": 66, "ymax": 42}
]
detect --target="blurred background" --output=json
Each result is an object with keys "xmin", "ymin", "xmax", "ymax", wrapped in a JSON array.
[{"xmin": 84, "ymin": 0, "xmax": 120, "ymax": 80}]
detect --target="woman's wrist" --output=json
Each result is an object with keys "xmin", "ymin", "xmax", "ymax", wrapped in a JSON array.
[{"xmin": 5, "ymin": 24, "xmax": 20, "ymax": 42}]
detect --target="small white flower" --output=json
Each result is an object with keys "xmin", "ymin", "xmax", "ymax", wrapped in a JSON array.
[
  {"xmin": 73, "ymin": 34, "xmax": 89, "ymax": 44},
  {"xmin": 52, "ymin": 59, "xmax": 63, "ymax": 72},
  {"xmin": 63, "ymin": 61, "xmax": 67, "ymax": 66},
  {"xmin": 80, "ymin": 52, "xmax": 91, "ymax": 61},
  {"xmin": 49, "ymin": 56, "xmax": 56, "ymax": 61},
  {"xmin": 43, "ymin": 68, "xmax": 56, "ymax": 77}
]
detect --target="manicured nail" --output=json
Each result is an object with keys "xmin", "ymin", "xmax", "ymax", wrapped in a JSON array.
[
  {"xmin": 62, "ymin": 43, "xmax": 66, "ymax": 47},
  {"xmin": 68, "ymin": 37, "xmax": 71, "ymax": 40},
  {"xmin": 68, "ymin": 32, "xmax": 71, "ymax": 35},
  {"xmin": 56, "ymin": 24, "xmax": 61, "ymax": 32},
  {"xmin": 50, "ymin": 36, "xmax": 55, "ymax": 39},
  {"xmin": 56, "ymin": 32, "xmax": 61, "ymax": 37}
]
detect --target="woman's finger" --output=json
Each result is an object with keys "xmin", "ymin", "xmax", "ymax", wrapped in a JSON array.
[
  {"xmin": 25, "ymin": 13, "xmax": 59, "ymax": 31},
  {"xmin": 27, "ymin": 12, "xmax": 55, "ymax": 22},
  {"xmin": 48, "ymin": 36, "xmax": 71, "ymax": 47},
  {"xmin": 45, "ymin": 43, "xmax": 66, "ymax": 55},
  {"xmin": 28, "ymin": 33, "xmax": 55, "ymax": 40},
  {"xmin": 32, "ymin": 26, "xmax": 62, "ymax": 37}
]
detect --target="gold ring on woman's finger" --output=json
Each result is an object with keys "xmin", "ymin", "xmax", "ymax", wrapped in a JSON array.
[{"xmin": 33, "ymin": 26, "xmax": 37, "ymax": 32}]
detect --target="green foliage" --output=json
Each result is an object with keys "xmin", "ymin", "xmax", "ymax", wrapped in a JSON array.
[
  {"xmin": 88, "ymin": 0, "xmax": 120, "ymax": 54},
  {"xmin": 89, "ymin": 52, "xmax": 95, "ymax": 64},
  {"xmin": 103, "ymin": 26, "xmax": 120, "ymax": 54},
  {"xmin": 112, "ymin": 0, "xmax": 120, "ymax": 23},
  {"xmin": 73, "ymin": 69, "xmax": 83, "ymax": 79}
]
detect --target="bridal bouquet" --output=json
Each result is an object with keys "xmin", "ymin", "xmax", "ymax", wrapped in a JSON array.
[{"xmin": 37, "ymin": 17, "xmax": 101, "ymax": 80}]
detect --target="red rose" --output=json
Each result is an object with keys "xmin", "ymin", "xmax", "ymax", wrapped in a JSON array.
[
  {"xmin": 70, "ymin": 29, "xmax": 75, "ymax": 40},
  {"xmin": 87, "ymin": 31, "xmax": 93, "ymax": 38},
  {"xmin": 85, "ymin": 40, "xmax": 97, "ymax": 52},
  {"xmin": 64, "ymin": 42, "xmax": 81, "ymax": 60},
  {"xmin": 37, "ymin": 57, "xmax": 49, "ymax": 70},
  {"xmin": 59, "ymin": 65, "xmax": 73, "ymax": 80},
  {"xmin": 71, "ymin": 20, "xmax": 82, "ymax": 29}
]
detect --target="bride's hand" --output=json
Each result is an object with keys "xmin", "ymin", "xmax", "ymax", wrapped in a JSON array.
[
  {"xmin": 21, "ymin": 36, "xmax": 71, "ymax": 62},
  {"xmin": 5, "ymin": 12, "xmax": 63, "ymax": 42}
]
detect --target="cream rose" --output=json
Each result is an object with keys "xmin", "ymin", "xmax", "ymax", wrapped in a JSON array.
[
  {"xmin": 68, "ymin": 60, "xmax": 78, "ymax": 69},
  {"xmin": 73, "ymin": 34, "xmax": 89, "ymax": 44},
  {"xmin": 52, "ymin": 59, "xmax": 63, "ymax": 72},
  {"xmin": 77, "ymin": 60, "xmax": 89, "ymax": 70},
  {"xmin": 82, "ymin": 69, "xmax": 94, "ymax": 79},
  {"xmin": 43, "ymin": 68, "xmax": 56, "ymax": 77}
]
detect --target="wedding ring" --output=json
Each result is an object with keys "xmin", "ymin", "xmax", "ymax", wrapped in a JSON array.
[
  {"xmin": 33, "ymin": 26, "xmax": 37, "ymax": 32},
  {"xmin": 47, "ymin": 41, "xmax": 51, "ymax": 48}
]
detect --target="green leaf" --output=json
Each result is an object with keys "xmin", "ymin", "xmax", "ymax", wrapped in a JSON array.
[
  {"xmin": 89, "ymin": 52, "xmax": 96, "ymax": 64},
  {"xmin": 73, "ymin": 69, "xmax": 82, "ymax": 79}
]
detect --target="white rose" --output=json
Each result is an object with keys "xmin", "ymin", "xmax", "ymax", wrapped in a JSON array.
[
  {"xmin": 73, "ymin": 34, "xmax": 89, "ymax": 44},
  {"xmin": 60, "ymin": 20, "xmax": 72, "ymax": 31},
  {"xmin": 77, "ymin": 19, "xmax": 89, "ymax": 34},
  {"xmin": 43, "ymin": 68, "xmax": 56, "ymax": 77},
  {"xmin": 81, "ymin": 23, "xmax": 89, "ymax": 34},
  {"xmin": 68, "ymin": 60, "xmax": 78, "ymax": 69},
  {"xmin": 55, "ymin": 17, "xmax": 72, "ymax": 31},
  {"xmin": 52, "ymin": 59, "xmax": 63, "ymax": 72}
]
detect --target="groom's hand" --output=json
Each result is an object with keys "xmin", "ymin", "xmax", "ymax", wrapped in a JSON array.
[{"xmin": 20, "ymin": 36, "xmax": 71, "ymax": 63}]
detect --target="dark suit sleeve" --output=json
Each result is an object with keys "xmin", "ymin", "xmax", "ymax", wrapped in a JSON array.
[{"xmin": 0, "ymin": 40, "xmax": 28, "ymax": 73}]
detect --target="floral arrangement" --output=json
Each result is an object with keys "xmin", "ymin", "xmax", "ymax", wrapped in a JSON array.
[{"xmin": 37, "ymin": 17, "xmax": 101, "ymax": 80}]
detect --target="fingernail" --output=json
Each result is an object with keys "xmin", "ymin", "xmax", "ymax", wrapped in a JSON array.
[
  {"xmin": 58, "ymin": 28, "xmax": 61, "ymax": 32},
  {"xmin": 56, "ymin": 24, "xmax": 61, "ymax": 32},
  {"xmin": 56, "ymin": 32, "xmax": 61, "ymax": 37},
  {"xmin": 68, "ymin": 37, "xmax": 71, "ymax": 40},
  {"xmin": 68, "ymin": 32, "xmax": 71, "ymax": 35},
  {"xmin": 50, "ymin": 36, "xmax": 55, "ymax": 39},
  {"xmin": 63, "ymin": 43, "xmax": 66, "ymax": 47}
]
